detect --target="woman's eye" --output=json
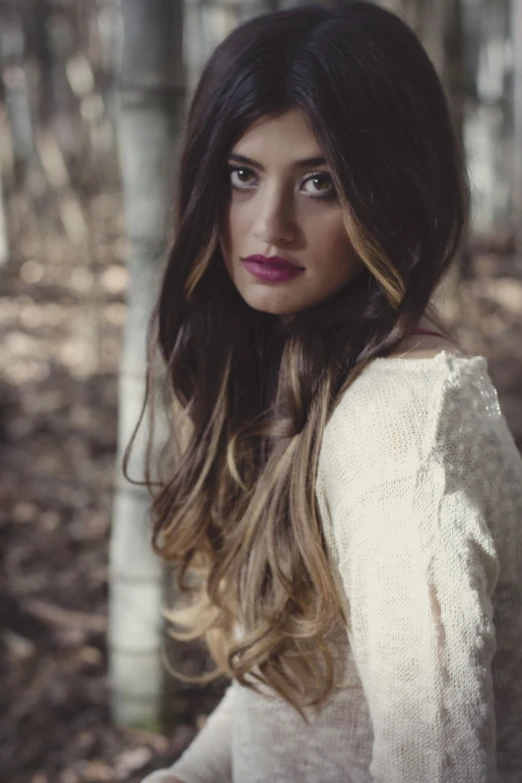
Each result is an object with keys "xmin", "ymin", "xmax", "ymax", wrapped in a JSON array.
[
  {"xmin": 302, "ymin": 173, "xmax": 334, "ymax": 198},
  {"xmin": 229, "ymin": 167, "xmax": 256, "ymax": 189}
]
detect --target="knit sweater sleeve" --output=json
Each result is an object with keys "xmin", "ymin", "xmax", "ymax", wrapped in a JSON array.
[
  {"xmin": 332, "ymin": 458, "xmax": 500, "ymax": 782},
  {"xmin": 140, "ymin": 681, "xmax": 236, "ymax": 783}
]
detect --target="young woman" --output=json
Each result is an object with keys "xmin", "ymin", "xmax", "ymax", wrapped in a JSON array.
[{"xmin": 140, "ymin": 2, "xmax": 522, "ymax": 781}]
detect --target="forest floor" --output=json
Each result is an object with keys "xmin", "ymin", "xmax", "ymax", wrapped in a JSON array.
[{"xmin": 1, "ymin": 183, "xmax": 522, "ymax": 783}]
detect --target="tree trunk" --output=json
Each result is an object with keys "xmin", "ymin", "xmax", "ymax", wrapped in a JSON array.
[
  {"xmin": 461, "ymin": 0, "xmax": 511, "ymax": 239},
  {"xmin": 381, "ymin": 0, "xmax": 465, "ymax": 323},
  {"xmin": 0, "ymin": 167, "xmax": 7, "ymax": 266},
  {"xmin": 433, "ymin": 0, "xmax": 466, "ymax": 324},
  {"xmin": 109, "ymin": 0, "xmax": 184, "ymax": 729},
  {"xmin": 0, "ymin": 2, "xmax": 36, "ymax": 186},
  {"xmin": 237, "ymin": 0, "xmax": 278, "ymax": 22},
  {"xmin": 184, "ymin": 0, "xmax": 282, "ymax": 100},
  {"xmin": 184, "ymin": 0, "xmax": 237, "ymax": 97},
  {"xmin": 512, "ymin": 0, "xmax": 522, "ymax": 249},
  {"xmin": 95, "ymin": 0, "xmax": 123, "ymax": 139}
]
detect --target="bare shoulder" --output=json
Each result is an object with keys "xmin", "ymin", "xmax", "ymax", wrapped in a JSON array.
[{"xmin": 387, "ymin": 331, "xmax": 468, "ymax": 361}]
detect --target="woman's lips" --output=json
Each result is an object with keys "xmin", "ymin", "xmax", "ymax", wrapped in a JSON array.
[
  {"xmin": 241, "ymin": 255, "xmax": 305, "ymax": 283},
  {"xmin": 242, "ymin": 254, "xmax": 303, "ymax": 269}
]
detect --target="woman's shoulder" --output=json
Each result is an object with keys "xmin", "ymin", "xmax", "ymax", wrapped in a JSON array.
[
  {"xmin": 323, "ymin": 348, "xmax": 492, "ymax": 453},
  {"xmin": 318, "ymin": 350, "xmax": 501, "ymax": 509}
]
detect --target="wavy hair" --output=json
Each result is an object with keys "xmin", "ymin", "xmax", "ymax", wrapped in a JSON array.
[{"xmin": 128, "ymin": 0, "xmax": 470, "ymax": 717}]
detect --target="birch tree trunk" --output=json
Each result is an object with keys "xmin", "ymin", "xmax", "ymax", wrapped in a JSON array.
[
  {"xmin": 184, "ymin": 0, "xmax": 236, "ymax": 96},
  {"xmin": 96, "ymin": 0, "xmax": 124, "ymax": 140},
  {"xmin": 184, "ymin": 0, "xmax": 280, "ymax": 102},
  {"xmin": 381, "ymin": 0, "xmax": 465, "ymax": 321},
  {"xmin": 237, "ymin": 0, "xmax": 277, "ymax": 21},
  {"xmin": 0, "ymin": 2, "xmax": 36, "ymax": 185},
  {"xmin": 512, "ymin": 0, "xmax": 522, "ymax": 249},
  {"xmin": 0, "ymin": 168, "xmax": 7, "ymax": 266},
  {"xmin": 109, "ymin": 0, "xmax": 184, "ymax": 729},
  {"xmin": 433, "ymin": 0, "xmax": 467, "ymax": 323},
  {"xmin": 461, "ymin": 0, "xmax": 511, "ymax": 238}
]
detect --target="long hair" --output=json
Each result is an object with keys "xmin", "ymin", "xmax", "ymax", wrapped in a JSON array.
[{"xmin": 129, "ymin": 0, "xmax": 470, "ymax": 717}]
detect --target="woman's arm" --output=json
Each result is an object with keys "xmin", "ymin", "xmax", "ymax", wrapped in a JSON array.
[
  {"xmin": 141, "ymin": 680, "xmax": 237, "ymax": 783},
  {"xmin": 333, "ymin": 460, "xmax": 499, "ymax": 782}
]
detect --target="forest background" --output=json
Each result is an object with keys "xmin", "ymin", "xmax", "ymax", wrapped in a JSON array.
[{"xmin": 1, "ymin": 0, "xmax": 522, "ymax": 781}]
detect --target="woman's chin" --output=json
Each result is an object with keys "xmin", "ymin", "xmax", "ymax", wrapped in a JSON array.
[
  {"xmin": 241, "ymin": 290, "xmax": 304, "ymax": 318},
  {"xmin": 248, "ymin": 301, "xmax": 299, "ymax": 318}
]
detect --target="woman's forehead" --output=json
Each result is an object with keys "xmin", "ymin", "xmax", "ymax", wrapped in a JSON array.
[{"xmin": 231, "ymin": 109, "xmax": 325, "ymax": 166}]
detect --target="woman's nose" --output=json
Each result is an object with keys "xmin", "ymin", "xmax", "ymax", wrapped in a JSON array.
[{"xmin": 252, "ymin": 189, "xmax": 296, "ymax": 245}]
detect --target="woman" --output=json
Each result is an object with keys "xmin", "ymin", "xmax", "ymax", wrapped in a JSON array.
[{"xmin": 139, "ymin": 2, "xmax": 522, "ymax": 781}]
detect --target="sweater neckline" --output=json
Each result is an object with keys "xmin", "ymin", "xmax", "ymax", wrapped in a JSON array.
[{"xmin": 366, "ymin": 350, "xmax": 487, "ymax": 371}]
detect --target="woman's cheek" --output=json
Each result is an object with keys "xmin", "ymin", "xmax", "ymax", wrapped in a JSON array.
[{"xmin": 228, "ymin": 202, "xmax": 252, "ymax": 247}]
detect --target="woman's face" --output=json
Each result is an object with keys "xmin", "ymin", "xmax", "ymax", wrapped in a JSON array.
[{"xmin": 220, "ymin": 108, "xmax": 364, "ymax": 318}]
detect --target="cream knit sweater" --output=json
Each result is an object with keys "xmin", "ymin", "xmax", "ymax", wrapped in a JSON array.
[{"xmin": 142, "ymin": 351, "xmax": 522, "ymax": 783}]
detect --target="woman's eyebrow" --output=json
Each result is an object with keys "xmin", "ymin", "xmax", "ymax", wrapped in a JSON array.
[{"xmin": 228, "ymin": 152, "xmax": 328, "ymax": 171}]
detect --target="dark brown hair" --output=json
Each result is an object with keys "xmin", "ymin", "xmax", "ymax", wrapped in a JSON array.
[{"xmin": 129, "ymin": 0, "xmax": 470, "ymax": 717}]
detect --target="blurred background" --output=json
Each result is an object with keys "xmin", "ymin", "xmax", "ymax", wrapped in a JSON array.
[{"xmin": 1, "ymin": 0, "xmax": 521, "ymax": 781}]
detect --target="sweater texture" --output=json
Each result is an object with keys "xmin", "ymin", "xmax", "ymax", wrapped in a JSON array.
[{"xmin": 142, "ymin": 351, "xmax": 522, "ymax": 783}]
